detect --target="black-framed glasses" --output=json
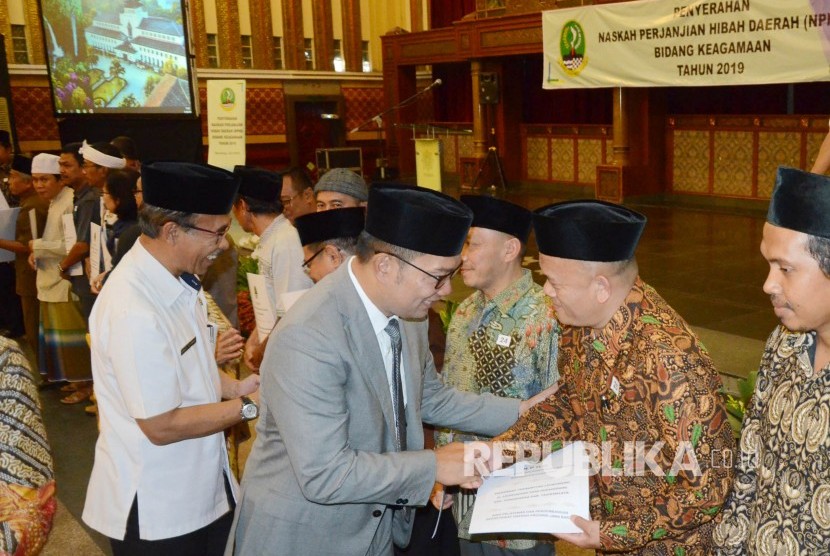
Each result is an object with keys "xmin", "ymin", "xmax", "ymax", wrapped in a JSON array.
[
  {"xmin": 301, "ymin": 247, "xmax": 325, "ymax": 271},
  {"xmin": 180, "ymin": 223, "xmax": 229, "ymax": 243},
  {"xmin": 378, "ymin": 251, "xmax": 461, "ymax": 290}
]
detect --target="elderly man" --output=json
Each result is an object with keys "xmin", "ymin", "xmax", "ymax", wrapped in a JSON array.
[
  {"xmin": 230, "ymin": 183, "xmax": 556, "ymax": 556},
  {"xmin": 295, "ymin": 206, "xmax": 364, "ymax": 283},
  {"xmin": 83, "ymin": 162, "xmax": 260, "ymax": 555},
  {"xmin": 499, "ymin": 200, "xmax": 734, "ymax": 555},
  {"xmin": 0, "ymin": 155, "xmax": 48, "ymax": 357},
  {"xmin": 233, "ymin": 166, "xmax": 311, "ymax": 369},
  {"xmin": 279, "ymin": 166, "xmax": 316, "ymax": 224},
  {"xmin": 713, "ymin": 167, "xmax": 830, "ymax": 554},
  {"xmin": 314, "ymin": 167, "xmax": 369, "ymax": 211},
  {"xmin": 436, "ymin": 195, "xmax": 559, "ymax": 556}
]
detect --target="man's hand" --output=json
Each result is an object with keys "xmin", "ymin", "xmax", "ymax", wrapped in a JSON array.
[
  {"xmin": 553, "ymin": 516, "xmax": 601, "ymax": 549},
  {"xmin": 215, "ymin": 328, "xmax": 245, "ymax": 366},
  {"xmin": 429, "ymin": 482, "xmax": 453, "ymax": 510},
  {"xmin": 28, "ymin": 252, "xmax": 36, "ymax": 270},
  {"xmin": 519, "ymin": 382, "xmax": 560, "ymax": 416},
  {"xmin": 435, "ymin": 441, "xmax": 494, "ymax": 488},
  {"xmin": 91, "ymin": 270, "xmax": 108, "ymax": 294},
  {"xmin": 243, "ymin": 331, "xmax": 262, "ymax": 371},
  {"xmin": 237, "ymin": 373, "xmax": 260, "ymax": 401}
]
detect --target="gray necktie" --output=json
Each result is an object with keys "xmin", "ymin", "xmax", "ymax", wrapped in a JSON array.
[{"xmin": 384, "ymin": 319, "xmax": 407, "ymax": 451}]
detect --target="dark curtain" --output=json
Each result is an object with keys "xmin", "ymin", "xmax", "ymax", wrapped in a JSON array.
[
  {"xmin": 432, "ymin": 63, "xmax": 473, "ymax": 123},
  {"xmin": 521, "ymin": 55, "xmax": 613, "ymax": 124},
  {"xmin": 430, "ymin": 0, "xmax": 476, "ymax": 29}
]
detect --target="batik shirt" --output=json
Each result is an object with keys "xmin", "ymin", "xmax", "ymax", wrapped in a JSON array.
[
  {"xmin": 437, "ymin": 269, "xmax": 559, "ymax": 548},
  {"xmin": 713, "ymin": 326, "xmax": 830, "ymax": 555},
  {"xmin": 500, "ymin": 278, "xmax": 735, "ymax": 555}
]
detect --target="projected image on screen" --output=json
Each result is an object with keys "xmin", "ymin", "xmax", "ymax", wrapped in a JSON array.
[{"xmin": 40, "ymin": 0, "xmax": 195, "ymax": 115}]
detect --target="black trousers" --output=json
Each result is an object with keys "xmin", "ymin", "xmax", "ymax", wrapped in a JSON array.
[
  {"xmin": 395, "ymin": 505, "xmax": 461, "ymax": 556},
  {"xmin": 0, "ymin": 262, "xmax": 24, "ymax": 337},
  {"xmin": 111, "ymin": 479, "xmax": 235, "ymax": 556}
]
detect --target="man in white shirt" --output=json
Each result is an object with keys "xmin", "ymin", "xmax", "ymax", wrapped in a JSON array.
[
  {"xmin": 83, "ymin": 162, "xmax": 261, "ymax": 556},
  {"xmin": 233, "ymin": 166, "xmax": 312, "ymax": 370}
]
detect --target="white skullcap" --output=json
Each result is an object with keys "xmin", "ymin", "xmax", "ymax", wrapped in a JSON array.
[
  {"xmin": 79, "ymin": 139, "xmax": 126, "ymax": 169},
  {"xmin": 31, "ymin": 153, "xmax": 61, "ymax": 175}
]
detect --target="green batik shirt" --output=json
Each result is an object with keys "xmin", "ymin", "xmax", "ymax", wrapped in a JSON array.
[{"xmin": 436, "ymin": 269, "xmax": 560, "ymax": 548}]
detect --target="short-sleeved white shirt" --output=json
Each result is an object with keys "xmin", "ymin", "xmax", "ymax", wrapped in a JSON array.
[
  {"xmin": 252, "ymin": 214, "xmax": 312, "ymax": 309},
  {"xmin": 82, "ymin": 239, "xmax": 237, "ymax": 541}
]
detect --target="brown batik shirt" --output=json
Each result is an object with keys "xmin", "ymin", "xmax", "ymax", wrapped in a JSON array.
[{"xmin": 500, "ymin": 278, "xmax": 735, "ymax": 555}]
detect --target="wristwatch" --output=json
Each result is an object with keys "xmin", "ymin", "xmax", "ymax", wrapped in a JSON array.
[{"xmin": 240, "ymin": 395, "xmax": 259, "ymax": 421}]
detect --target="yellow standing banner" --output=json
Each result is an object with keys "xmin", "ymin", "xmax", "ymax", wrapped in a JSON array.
[
  {"xmin": 207, "ymin": 80, "xmax": 246, "ymax": 170},
  {"xmin": 543, "ymin": 0, "xmax": 830, "ymax": 88},
  {"xmin": 415, "ymin": 138, "xmax": 442, "ymax": 191}
]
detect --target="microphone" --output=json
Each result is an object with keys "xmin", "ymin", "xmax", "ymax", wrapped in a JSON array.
[{"xmin": 427, "ymin": 78, "xmax": 442, "ymax": 90}]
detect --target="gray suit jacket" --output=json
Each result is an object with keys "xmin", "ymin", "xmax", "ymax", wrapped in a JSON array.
[{"xmin": 230, "ymin": 263, "xmax": 519, "ymax": 556}]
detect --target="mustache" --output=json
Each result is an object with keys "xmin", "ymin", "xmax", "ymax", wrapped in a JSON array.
[{"xmin": 770, "ymin": 295, "xmax": 792, "ymax": 309}]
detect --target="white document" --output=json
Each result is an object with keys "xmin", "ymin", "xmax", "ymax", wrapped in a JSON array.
[
  {"xmin": 0, "ymin": 208, "xmax": 21, "ymax": 263},
  {"xmin": 29, "ymin": 209, "xmax": 38, "ymax": 240},
  {"xmin": 89, "ymin": 223, "xmax": 102, "ymax": 282},
  {"xmin": 469, "ymin": 441, "xmax": 591, "ymax": 535},
  {"xmin": 247, "ymin": 273, "xmax": 277, "ymax": 343},
  {"xmin": 276, "ymin": 288, "xmax": 310, "ymax": 317},
  {"xmin": 0, "ymin": 190, "xmax": 9, "ymax": 210},
  {"xmin": 61, "ymin": 213, "xmax": 83, "ymax": 276}
]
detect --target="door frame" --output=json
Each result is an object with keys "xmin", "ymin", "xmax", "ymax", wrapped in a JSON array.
[{"xmin": 285, "ymin": 94, "xmax": 346, "ymax": 168}]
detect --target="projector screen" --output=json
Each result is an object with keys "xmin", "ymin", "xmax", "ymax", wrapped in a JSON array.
[{"xmin": 39, "ymin": 0, "xmax": 197, "ymax": 116}]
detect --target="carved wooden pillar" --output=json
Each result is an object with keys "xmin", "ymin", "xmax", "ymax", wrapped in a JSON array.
[
  {"xmin": 281, "ymin": 0, "xmax": 305, "ymax": 70},
  {"xmin": 312, "ymin": 0, "xmax": 333, "ymax": 71},
  {"xmin": 188, "ymin": 0, "xmax": 209, "ymax": 68},
  {"xmin": 612, "ymin": 87, "xmax": 631, "ymax": 166},
  {"xmin": 216, "ymin": 0, "xmax": 243, "ymax": 68},
  {"xmin": 248, "ymin": 0, "xmax": 274, "ymax": 70},
  {"xmin": 409, "ymin": 0, "xmax": 424, "ymax": 32},
  {"xmin": 470, "ymin": 59, "xmax": 487, "ymax": 160},
  {"xmin": 24, "ymin": 0, "xmax": 45, "ymax": 64},
  {"xmin": 342, "ymin": 0, "xmax": 363, "ymax": 72}
]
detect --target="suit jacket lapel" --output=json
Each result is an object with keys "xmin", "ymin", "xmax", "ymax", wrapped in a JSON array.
[{"xmin": 335, "ymin": 265, "xmax": 398, "ymax": 446}]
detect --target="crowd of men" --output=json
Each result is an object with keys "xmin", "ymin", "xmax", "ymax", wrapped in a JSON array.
[{"xmin": 2, "ymin": 132, "xmax": 830, "ymax": 556}]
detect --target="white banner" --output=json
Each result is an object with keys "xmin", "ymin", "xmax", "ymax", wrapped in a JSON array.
[
  {"xmin": 207, "ymin": 80, "xmax": 246, "ymax": 170},
  {"xmin": 543, "ymin": 0, "xmax": 830, "ymax": 88}
]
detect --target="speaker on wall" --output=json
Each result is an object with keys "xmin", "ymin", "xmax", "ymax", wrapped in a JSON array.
[{"xmin": 479, "ymin": 72, "xmax": 499, "ymax": 105}]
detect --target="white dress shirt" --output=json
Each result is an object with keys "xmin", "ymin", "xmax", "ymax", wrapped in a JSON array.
[
  {"xmin": 252, "ymin": 214, "xmax": 312, "ymax": 310},
  {"xmin": 83, "ymin": 240, "xmax": 236, "ymax": 540}
]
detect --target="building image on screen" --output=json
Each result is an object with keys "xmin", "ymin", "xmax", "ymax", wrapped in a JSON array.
[{"xmin": 40, "ymin": 0, "xmax": 195, "ymax": 116}]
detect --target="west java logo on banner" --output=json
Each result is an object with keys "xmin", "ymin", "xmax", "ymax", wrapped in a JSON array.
[{"xmin": 559, "ymin": 20, "xmax": 588, "ymax": 76}]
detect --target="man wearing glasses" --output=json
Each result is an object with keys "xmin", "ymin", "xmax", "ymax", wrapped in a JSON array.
[
  {"xmin": 230, "ymin": 183, "xmax": 557, "ymax": 556},
  {"xmin": 84, "ymin": 161, "xmax": 261, "ymax": 555},
  {"xmin": 232, "ymin": 166, "xmax": 312, "ymax": 370},
  {"xmin": 294, "ymin": 206, "xmax": 365, "ymax": 284},
  {"xmin": 279, "ymin": 166, "xmax": 316, "ymax": 224}
]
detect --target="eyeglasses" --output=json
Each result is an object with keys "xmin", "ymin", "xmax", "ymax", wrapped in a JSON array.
[
  {"xmin": 378, "ymin": 251, "xmax": 461, "ymax": 290},
  {"xmin": 180, "ymin": 223, "xmax": 229, "ymax": 243},
  {"xmin": 301, "ymin": 247, "xmax": 325, "ymax": 272},
  {"xmin": 280, "ymin": 193, "xmax": 300, "ymax": 207}
]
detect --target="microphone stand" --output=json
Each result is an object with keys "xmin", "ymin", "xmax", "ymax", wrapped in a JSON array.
[{"xmin": 351, "ymin": 81, "xmax": 439, "ymax": 180}]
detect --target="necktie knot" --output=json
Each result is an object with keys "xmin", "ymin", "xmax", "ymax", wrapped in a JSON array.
[{"xmin": 385, "ymin": 319, "xmax": 401, "ymax": 344}]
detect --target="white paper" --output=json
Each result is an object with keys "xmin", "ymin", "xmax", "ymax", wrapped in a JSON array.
[
  {"xmin": 469, "ymin": 441, "xmax": 591, "ymax": 535},
  {"xmin": 276, "ymin": 288, "xmax": 310, "ymax": 317},
  {"xmin": 0, "ymin": 189, "xmax": 9, "ymax": 210},
  {"xmin": 29, "ymin": 209, "xmax": 38, "ymax": 240},
  {"xmin": 247, "ymin": 273, "xmax": 277, "ymax": 343},
  {"xmin": 89, "ymin": 223, "xmax": 102, "ymax": 282},
  {"xmin": 61, "ymin": 213, "xmax": 83, "ymax": 276},
  {"xmin": 0, "ymin": 208, "xmax": 21, "ymax": 263}
]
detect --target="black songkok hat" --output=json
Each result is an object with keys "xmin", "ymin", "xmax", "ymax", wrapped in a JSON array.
[
  {"xmin": 767, "ymin": 166, "xmax": 830, "ymax": 239},
  {"xmin": 295, "ymin": 207, "xmax": 365, "ymax": 246},
  {"xmin": 461, "ymin": 195, "xmax": 533, "ymax": 243},
  {"xmin": 141, "ymin": 161, "xmax": 239, "ymax": 215},
  {"xmin": 11, "ymin": 155, "xmax": 32, "ymax": 176},
  {"xmin": 366, "ymin": 183, "xmax": 473, "ymax": 257},
  {"xmin": 533, "ymin": 199, "xmax": 646, "ymax": 262},
  {"xmin": 234, "ymin": 166, "xmax": 283, "ymax": 204}
]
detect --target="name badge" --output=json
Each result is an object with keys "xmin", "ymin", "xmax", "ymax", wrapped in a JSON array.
[
  {"xmin": 181, "ymin": 337, "xmax": 197, "ymax": 355},
  {"xmin": 610, "ymin": 375, "xmax": 621, "ymax": 397},
  {"xmin": 496, "ymin": 334, "xmax": 512, "ymax": 347}
]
